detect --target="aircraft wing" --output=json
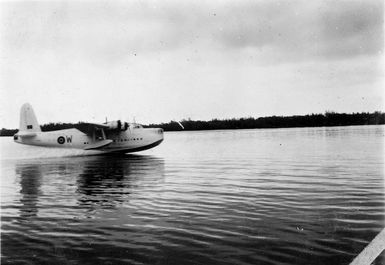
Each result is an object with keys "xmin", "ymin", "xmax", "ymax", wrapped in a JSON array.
[
  {"xmin": 84, "ymin": 139, "xmax": 113, "ymax": 150},
  {"xmin": 74, "ymin": 121, "xmax": 128, "ymax": 135},
  {"xmin": 17, "ymin": 131, "xmax": 37, "ymax": 138},
  {"xmin": 72, "ymin": 123, "xmax": 110, "ymax": 136},
  {"xmin": 84, "ymin": 122, "xmax": 110, "ymax": 129}
]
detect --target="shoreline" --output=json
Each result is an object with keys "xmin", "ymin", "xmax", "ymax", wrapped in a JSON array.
[
  {"xmin": 1, "ymin": 123, "xmax": 383, "ymax": 137},
  {"xmin": 2, "ymin": 111, "xmax": 384, "ymax": 136}
]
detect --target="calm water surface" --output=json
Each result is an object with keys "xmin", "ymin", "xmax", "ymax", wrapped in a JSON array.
[{"xmin": 1, "ymin": 126, "xmax": 384, "ymax": 265}]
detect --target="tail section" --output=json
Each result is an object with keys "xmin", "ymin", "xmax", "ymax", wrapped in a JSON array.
[{"xmin": 19, "ymin": 103, "xmax": 41, "ymax": 132}]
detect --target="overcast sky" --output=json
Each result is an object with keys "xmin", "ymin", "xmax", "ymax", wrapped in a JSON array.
[{"xmin": 0, "ymin": 0, "xmax": 383, "ymax": 128}]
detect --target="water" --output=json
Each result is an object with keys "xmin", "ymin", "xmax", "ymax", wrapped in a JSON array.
[{"xmin": 1, "ymin": 126, "xmax": 384, "ymax": 265}]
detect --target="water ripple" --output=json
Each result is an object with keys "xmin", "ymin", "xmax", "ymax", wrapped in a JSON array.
[{"xmin": 1, "ymin": 126, "xmax": 384, "ymax": 265}]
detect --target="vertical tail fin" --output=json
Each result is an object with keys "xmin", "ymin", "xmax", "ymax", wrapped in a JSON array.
[{"xmin": 19, "ymin": 103, "xmax": 41, "ymax": 132}]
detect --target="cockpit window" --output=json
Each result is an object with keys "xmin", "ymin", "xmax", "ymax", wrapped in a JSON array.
[
  {"xmin": 27, "ymin": 125, "xmax": 33, "ymax": 129},
  {"xmin": 13, "ymin": 135, "xmax": 18, "ymax": 140}
]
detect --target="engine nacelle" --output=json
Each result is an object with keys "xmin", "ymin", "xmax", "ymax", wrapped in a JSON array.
[{"xmin": 104, "ymin": 120, "xmax": 129, "ymax": 131}]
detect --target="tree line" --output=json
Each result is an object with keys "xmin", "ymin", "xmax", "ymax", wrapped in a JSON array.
[
  {"xmin": 1, "ymin": 111, "xmax": 384, "ymax": 136},
  {"xmin": 144, "ymin": 111, "xmax": 385, "ymax": 131}
]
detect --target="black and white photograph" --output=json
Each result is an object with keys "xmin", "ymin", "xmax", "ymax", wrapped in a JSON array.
[{"xmin": 0, "ymin": 0, "xmax": 384, "ymax": 264}]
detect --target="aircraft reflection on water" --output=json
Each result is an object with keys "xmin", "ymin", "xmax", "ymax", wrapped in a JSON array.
[
  {"xmin": 16, "ymin": 155, "xmax": 165, "ymax": 218},
  {"xmin": 17, "ymin": 164, "xmax": 42, "ymax": 218}
]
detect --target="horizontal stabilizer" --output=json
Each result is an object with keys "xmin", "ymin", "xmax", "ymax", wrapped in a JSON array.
[
  {"xmin": 84, "ymin": 139, "xmax": 113, "ymax": 150},
  {"xmin": 17, "ymin": 131, "xmax": 37, "ymax": 138}
]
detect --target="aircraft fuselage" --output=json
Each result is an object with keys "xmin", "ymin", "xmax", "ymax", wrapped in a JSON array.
[{"xmin": 14, "ymin": 126, "xmax": 164, "ymax": 154}]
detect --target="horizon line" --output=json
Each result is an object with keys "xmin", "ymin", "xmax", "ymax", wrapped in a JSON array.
[{"xmin": 1, "ymin": 110, "xmax": 384, "ymax": 130}]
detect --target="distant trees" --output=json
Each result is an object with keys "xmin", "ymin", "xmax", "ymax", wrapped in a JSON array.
[
  {"xmin": 144, "ymin": 112, "xmax": 385, "ymax": 131},
  {"xmin": 1, "ymin": 111, "xmax": 384, "ymax": 136},
  {"xmin": 0, "ymin": 128, "xmax": 17, "ymax": 136}
]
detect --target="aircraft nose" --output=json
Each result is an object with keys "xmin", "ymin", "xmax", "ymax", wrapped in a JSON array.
[{"xmin": 152, "ymin": 128, "xmax": 163, "ymax": 141}]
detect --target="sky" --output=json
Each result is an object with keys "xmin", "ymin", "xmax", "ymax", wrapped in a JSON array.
[{"xmin": 0, "ymin": 0, "xmax": 384, "ymax": 128}]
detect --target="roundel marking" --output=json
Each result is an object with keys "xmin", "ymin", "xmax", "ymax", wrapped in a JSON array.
[{"xmin": 57, "ymin": 136, "xmax": 65, "ymax": 144}]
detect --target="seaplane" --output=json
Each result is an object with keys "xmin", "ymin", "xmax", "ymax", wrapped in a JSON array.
[{"xmin": 13, "ymin": 103, "xmax": 164, "ymax": 154}]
